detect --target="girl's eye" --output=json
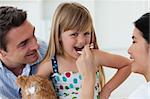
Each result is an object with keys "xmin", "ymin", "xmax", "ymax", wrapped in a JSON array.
[
  {"xmin": 71, "ymin": 33, "xmax": 78, "ymax": 37},
  {"xmin": 84, "ymin": 32, "xmax": 90, "ymax": 36}
]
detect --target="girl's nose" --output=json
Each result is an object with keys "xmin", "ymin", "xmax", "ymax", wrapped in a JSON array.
[{"xmin": 77, "ymin": 35, "xmax": 86, "ymax": 44}]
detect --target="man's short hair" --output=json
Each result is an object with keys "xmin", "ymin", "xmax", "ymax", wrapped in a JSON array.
[{"xmin": 0, "ymin": 6, "xmax": 27, "ymax": 51}]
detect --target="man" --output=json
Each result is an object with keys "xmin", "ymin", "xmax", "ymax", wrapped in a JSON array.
[{"xmin": 0, "ymin": 6, "xmax": 47, "ymax": 98}]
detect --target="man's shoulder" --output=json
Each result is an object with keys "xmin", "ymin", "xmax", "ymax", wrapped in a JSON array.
[
  {"xmin": 0, "ymin": 61, "xmax": 3, "ymax": 69},
  {"xmin": 38, "ymin": 39, "xmax": 48, "ymax": 50},
  {"xmin": 37, "ymin": 39, "xmax": 48, "ymax": 58}
]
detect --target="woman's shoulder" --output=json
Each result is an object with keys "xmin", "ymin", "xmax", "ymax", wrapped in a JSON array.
[{"xmin": 129, "ymin": 82, "xmax": 150, "ymax": 99}]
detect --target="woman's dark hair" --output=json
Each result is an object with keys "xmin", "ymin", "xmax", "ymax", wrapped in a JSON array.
[
  {"xmin": 0, "ymin": 6, "xmax": 27, "ymax": 51},
  {"xmin": 134, "ymin": 12, "xmax": 149, "ymax": 44}
]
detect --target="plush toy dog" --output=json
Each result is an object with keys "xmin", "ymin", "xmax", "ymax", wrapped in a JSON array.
[{"xmin": 16, "ymin": 75, "xmax": 57, "ymax": 99}]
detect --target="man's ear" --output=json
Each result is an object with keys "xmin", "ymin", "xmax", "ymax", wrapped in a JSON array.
[{"xmin": 0, "ymin": 49, "xmax": 7, "ymax": 57}]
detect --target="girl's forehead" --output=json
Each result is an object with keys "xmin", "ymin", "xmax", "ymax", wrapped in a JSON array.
[
  {"xmin": 63, "ymin": 25, "xmax": 92, "ymax": 33},
  {"xmin": 63, "ymin": 28, "xmax": 91, "ymax": 34},
  {"xmin": 73, "ymin": 28, "xmax": 91, "ymax": 33},
  {"xmin": 75, "ymin": 25, "xmax": 92, "ymax": 32}
]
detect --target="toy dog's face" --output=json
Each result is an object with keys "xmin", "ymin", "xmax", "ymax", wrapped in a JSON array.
[{"xmin": 16, "ymin": 75, "xmax": 57, "ymax": 99}]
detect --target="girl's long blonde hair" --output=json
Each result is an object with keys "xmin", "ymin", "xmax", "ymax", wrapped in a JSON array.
[{"xmin": 42, "ymin": 2, "xmax": 105, "ymax": 88}]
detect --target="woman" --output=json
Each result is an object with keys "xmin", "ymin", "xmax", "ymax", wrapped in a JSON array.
[
  {"xmin": 76, "ymin": 12, "xmax": 149, "ymax": 99},
  {"xmin": 128, "ymin": 13, "xmax": 149, "ymax": 99}
]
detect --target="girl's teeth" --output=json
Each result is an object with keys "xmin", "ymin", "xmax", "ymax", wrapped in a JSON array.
[
  {"xmin": 90, "ymin": 45, "xmax": 94, "ymax": 49},
  {"xmin": 90, "ymin": 43, "xmax": 94, "ymax": 49},
  {"xmin": 77, "ymin": 51, "xmax": 82, "ymax": 54}
]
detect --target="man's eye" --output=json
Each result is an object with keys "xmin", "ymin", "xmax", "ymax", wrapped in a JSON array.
[
  {"xmin": 21, "ymin": 42, "xmax": 27, "ymax": 47},
  {"xmin": 19, "ymin": 41, "xmax": 27, "ymax": 48}
]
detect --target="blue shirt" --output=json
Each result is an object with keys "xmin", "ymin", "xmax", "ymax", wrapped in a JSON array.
[{"xmin": 0, "ymin": 40, "xmax": 47, "ymax": 99}]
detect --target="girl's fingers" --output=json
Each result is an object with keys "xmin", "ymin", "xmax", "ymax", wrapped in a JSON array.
[
  {"xmin": 82, "ymin": 47, "xmax": 86, "ymax": 57},
  {"xmin": 89, "ymin": 43, "xmax": 94, "ymax": 49},
  {"xmin": 84, "ymin": 44, "xmax": 92, "ymax": 57},
  {"xmin": 78, "ymin": 47, "xmax": 86, "ymax": 59},
  {"xmin": 77, "ymin": 44, "xmax": 93, "ymax": 57}
]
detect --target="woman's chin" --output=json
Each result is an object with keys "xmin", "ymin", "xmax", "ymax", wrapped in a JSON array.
[{"xmin": 131, "ymin": 63, "xmax": 142, "ymax": 74}]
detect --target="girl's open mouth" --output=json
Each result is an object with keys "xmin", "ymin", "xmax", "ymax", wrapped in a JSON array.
[{"xmin": 74, "ymin": 46, "xmax": 84, "ymax": 54}]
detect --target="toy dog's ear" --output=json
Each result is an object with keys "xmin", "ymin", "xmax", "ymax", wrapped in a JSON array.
[{"xmin": 16, "ymin": 75, "xmax": 28, "ymax": 89}]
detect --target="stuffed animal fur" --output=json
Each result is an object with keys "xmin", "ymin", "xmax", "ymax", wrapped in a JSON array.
[{"xmin": 16, "ymin": 75, "xmax": 57, "ymax": 99}]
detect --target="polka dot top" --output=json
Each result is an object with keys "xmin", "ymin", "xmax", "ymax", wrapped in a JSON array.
[{"xmin": 50, "ymin": 56, "xmax": 100, "ymax": 99}]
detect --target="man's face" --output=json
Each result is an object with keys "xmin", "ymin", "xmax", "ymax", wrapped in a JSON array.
[{"xmin": 1, "ymin": 20, "xmax": 39, "ymax": 67}]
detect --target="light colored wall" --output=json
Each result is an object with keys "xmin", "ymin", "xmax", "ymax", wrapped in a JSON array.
[
  {"xmin": 0, "ymin": 0, "xmax": 47, "ymax": 42},
  {"xmin": 94, "ymin": 1, "xmax": 148, "ymax": 98},
  {"xmin": 0, "ymin": 0, "xmax": 149, "ymax": 98}
]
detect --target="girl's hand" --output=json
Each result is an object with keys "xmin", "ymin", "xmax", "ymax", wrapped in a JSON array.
[
  {"xmin": 76, "ymin": 44, "xmax": 96, "ymax": 79},
  {"xmin": 100, "ymin": 87, "xmax": 111, "ymax": 99},
  {"xmin": 76, "ymin": 44, "xmax": 96, "ymax": 99}
]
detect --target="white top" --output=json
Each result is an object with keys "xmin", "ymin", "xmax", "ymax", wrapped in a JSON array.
[{"xmin": 128, "ymin": 81, "xmax": 150, "ymax": 99}]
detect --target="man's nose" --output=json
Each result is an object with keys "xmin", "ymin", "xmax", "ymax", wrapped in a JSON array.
[{"xmin": 29, "ymin": 39, "xmax": 39, "ymax": 50}]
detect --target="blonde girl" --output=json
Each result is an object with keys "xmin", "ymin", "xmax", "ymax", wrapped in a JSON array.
[{"xmin": 37, "ymin": 2, "xmax": 131, "ymax": 99}]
